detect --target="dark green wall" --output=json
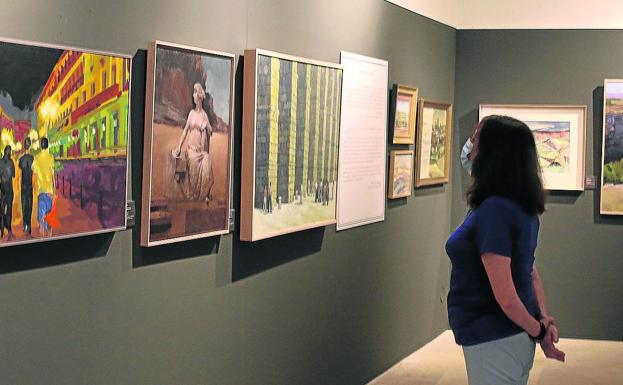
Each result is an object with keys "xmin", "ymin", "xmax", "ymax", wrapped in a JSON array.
[
  {"xmin": 454, "ymin": 30, "xmax": 623, "ymax": 340},
  {"xmin": 0, "ymin": 1, "xmax": 455, "ymax": 384}
]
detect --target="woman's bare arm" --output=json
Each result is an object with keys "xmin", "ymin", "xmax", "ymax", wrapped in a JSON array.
[
  {"xmin": 481, "ymin": 253, "xmax": 542, "ymax": 337},
  {"xmin": 532, "ymin": 267, "xmax": 549, "ymax": 320},
  {"xmin": 176, "ymin": 113, "xmax": 192, "ymax": 154}
]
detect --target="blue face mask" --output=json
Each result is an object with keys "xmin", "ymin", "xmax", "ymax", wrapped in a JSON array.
[{"xmin": 460, "ymin": 138, "xmax": 473, "ymax": 175}]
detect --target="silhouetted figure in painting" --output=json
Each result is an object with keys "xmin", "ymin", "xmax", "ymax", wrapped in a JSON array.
[
  {"xmin": 323, "ymin": 179, "xmax": 329, "ymax": 205},
  {"xmin": 0, "ymin": 146, "xmax": 15, "ymax": 240},
  {"xmin": 267, "ymin": 182, "xmax": 273, "ymax": 213},
  {"xmin": 18, "ymin": 138, "xmax": 34, "ymax": 235},
  {"xmin": 262, "ymin": 184, "xmax": 268, "ymax": 213},
  {"xmin": 315, "ymin": 181, "xmax": 320, "ymax": 203}
]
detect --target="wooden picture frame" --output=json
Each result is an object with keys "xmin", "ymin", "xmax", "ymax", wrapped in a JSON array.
[
  {"xmin": 479, "ymin": 104, "xmax": 586, "ymax": 191},
  {"xmin": 388, "ymin": 150, "xmax": 414, "ymax": 199},
  {"xmin": 601, "ymin": 80, "xmax": 623, "ymax": 214},
  {"xmin": 141, "ymin": 41, "xmax": 235, "ymax": 246},
  {"xmin": 241, "ymin": 49, "xmax": 343, "ymax": 241},
  {"xmin": 391, "ymin": 84, "xmax": 418, "ymax": 144},
  {"xmin": 415, "ymin": 99, "xmax": 453, "ymax": 187}
]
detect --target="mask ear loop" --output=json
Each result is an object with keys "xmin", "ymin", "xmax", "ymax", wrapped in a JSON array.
[{"xmin": 461, "ymin": 138, "xmax": 473, "ymax": 175}]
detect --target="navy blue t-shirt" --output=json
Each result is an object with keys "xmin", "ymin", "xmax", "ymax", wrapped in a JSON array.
[{"xmin": 445, "ymin": 196, "xmax": 539, "ymax": 346}]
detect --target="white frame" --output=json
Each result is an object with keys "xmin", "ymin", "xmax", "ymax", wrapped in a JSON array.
[
  {"xmin": 141, "ymin": 40, "xmax": 235, "ymax": 246},
  {"xmin": 0, "ymin": 36, "xmax": 131, "ymax": 248},
  {"xmin": 336, "ymin": 51, "xmax": 388, "ymax": 230},
  {"xmin": 479, "ymin": 104, "xmax": 587, "ymax": 191}
]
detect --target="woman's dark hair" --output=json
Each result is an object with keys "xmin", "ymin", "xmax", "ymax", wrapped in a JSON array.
[{"xmin": 467, "ymin": 115, "xmax": 545, "ymax": 215}]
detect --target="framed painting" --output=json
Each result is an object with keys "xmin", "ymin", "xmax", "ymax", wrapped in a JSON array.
[
  {"xmin": 141, "ymin": 41, "xmax": 234, "ymax": 246},
  {"xmin": 0, "ymin": 37, "xmax": 130, "ymax": 247},
  {"xmin": 388, "ymin": 150, "xmax": 413, "ymax": 199},
  {"xmin": 391, "ymin": 84, "xmax": 418, "ymax": 144},
  {"xmin": 479, "ymin": 104, "xmax": 586, "ymax": 191},
  {"xmin": 241, "ymin": 49, "xmax": 343, "ymax": 241},
  {"xmin": 601, "ymin": 80, "xmax": 623, "ymax": 215},
  {"xmin": 415, "ymin": 100, "xmax": 452, "ymax": 187}
]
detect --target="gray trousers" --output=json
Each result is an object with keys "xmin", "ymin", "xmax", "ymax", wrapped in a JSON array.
[{"xmin": 462, "ymin": 332, "xmax": 536, "ymax": 385}]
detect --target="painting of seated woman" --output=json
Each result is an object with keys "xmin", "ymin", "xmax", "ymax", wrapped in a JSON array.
[{"xmin": 141, "ymin": 41, "xmax": 234, "ymax": 246}]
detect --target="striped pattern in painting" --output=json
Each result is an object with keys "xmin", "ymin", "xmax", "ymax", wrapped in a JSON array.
[{"xmin": 254, "ymin": 55, "xmax": 341, "ymax": 209}]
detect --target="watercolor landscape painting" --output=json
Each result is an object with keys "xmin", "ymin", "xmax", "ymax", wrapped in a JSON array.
[{"xmin": 525, "ymin": 120, "xmax": 570, "ymax": 174}]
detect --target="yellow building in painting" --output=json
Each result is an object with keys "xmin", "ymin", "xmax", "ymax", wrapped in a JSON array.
[{"xmin": 35, "ymin": 50, "xmax": 130, "ymax": 160}]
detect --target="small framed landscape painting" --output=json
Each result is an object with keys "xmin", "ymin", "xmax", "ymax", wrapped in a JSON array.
[
  {"xmin": 601, "ymin": 80, "xmax": 623, "ymax": 215},
  {"xmin": 388, "ymin": 150, "xmax": 413, "ymax": 199},
  {"xmin": 391, "ymin": 84, "xmax": 418, "ymax": 144},
  {"xmin": 415, "ymin": 100, "xmax": 452, "ymax": 187},
  {"xmin": 479, "ymin": 104, "xmax": 586, "ymax": 191}
]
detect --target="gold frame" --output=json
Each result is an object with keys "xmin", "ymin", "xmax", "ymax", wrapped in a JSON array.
[
  {"xmin": 388, "ymin": 150, "xmax": 414, "ymax": 199},
  {"xmin": 391, "ymin": 84, "xmax": 418, "ymax": 144},
  {"xmin": 415, "ymin": 99, "xmax": 453, "ymax": 187}
]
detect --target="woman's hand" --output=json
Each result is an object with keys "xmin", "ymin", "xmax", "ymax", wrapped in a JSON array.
[
  {"xmin": 539, "ymin": 324, "xmax": 565, "ymax": 362},
  {"xmin": 540, "ymin": 316, "xmax": 557, "ymax": 338}
]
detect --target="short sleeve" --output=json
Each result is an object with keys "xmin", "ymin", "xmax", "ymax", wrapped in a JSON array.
[{"xmin": 475, "ymin": 197, "xmax": 515, "ymax": 257}]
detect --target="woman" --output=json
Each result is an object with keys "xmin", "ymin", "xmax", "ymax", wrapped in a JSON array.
[
  {"xmin": 446, "ymin": 116, "xmax": 565, "ymax": 385},
  {"xmin": 175, "ymin": 82, "xmax": 214, "ymax": 204}
]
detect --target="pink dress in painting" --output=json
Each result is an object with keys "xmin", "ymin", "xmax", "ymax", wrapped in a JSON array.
[{"xmin": 184, "ymin": 108, "xmax": 214, "ymax": 202}]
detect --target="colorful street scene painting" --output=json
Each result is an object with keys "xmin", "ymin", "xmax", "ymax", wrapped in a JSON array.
[
  {"xmin": 602, "ymin": 80, "xmax": 623, "ymax": 214},
  {"xmin": 525, "ymin": 120, "xmax": 570, "ymax": 173},
  {"xmin": 142, "ymin": 42, "xmax": 233, "ymax": 246},
  {"xmin": 0, "ymin": 39, "xmax": 129, "ymax": 246},
  {"xmin": 244, "ymin": 51, "xmax": 342, "ymax": 240}
]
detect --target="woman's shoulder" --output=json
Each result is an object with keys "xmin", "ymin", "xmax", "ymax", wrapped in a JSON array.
[
  {"xmin": 478, "ymin": 196, "xmax": 535, "ymax": 220},
  {"xmin": 478, "ymin": 196, "xmax": 523, "ymax": 215}
]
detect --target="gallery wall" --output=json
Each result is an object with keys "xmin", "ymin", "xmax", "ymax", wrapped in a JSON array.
[
  {"xmin": 0, "ymin": 1, "xmax": 455, "ymax": 384},
  {"xmin": 453, "ymin": 30, "xmax": 623, "ymax": 340}
]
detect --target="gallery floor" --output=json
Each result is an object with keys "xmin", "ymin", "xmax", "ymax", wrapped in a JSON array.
[{"xmin": 367, "ymin": 330, "xmax": 623, "ymax": 385}]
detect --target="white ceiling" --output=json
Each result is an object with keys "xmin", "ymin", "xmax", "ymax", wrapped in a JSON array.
[
  {"xmin": 388, "ymin": 0, "xmax": 623, "ymax": 29},
  {"xmin": 388, "ymin": 0, "xmax": 458, "ymax": 28}
]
